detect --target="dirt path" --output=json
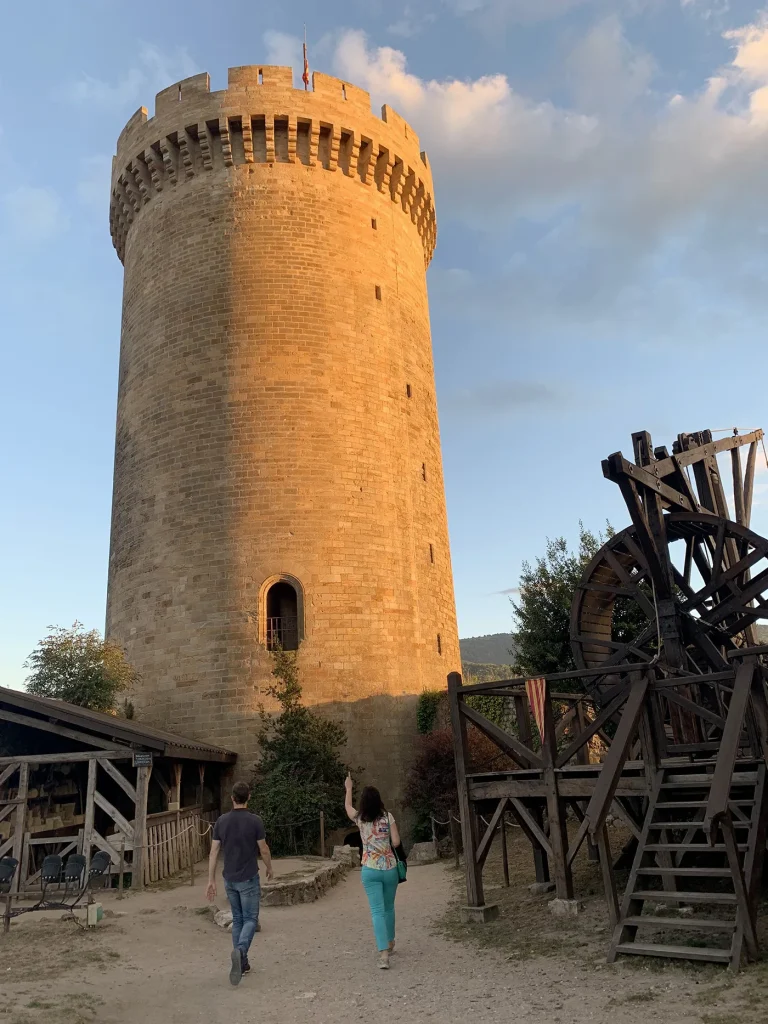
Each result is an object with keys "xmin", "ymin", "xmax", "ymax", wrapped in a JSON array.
[{"xmin": 1, "ymin": 862, "xmax": 764, "ymax": 1024}]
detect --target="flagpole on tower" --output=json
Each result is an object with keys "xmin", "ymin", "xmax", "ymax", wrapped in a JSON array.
[{"xmin": 302, "ymin": 25, "xmax": 309, "ymax": 91}]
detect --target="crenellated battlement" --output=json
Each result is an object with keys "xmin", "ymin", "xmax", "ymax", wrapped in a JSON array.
[{"xmin": 110, "ymin": 65, "xmax": 436, "ymax": 266}]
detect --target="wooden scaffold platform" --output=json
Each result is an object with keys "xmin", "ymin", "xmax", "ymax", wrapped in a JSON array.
[{"xmin": 450, "ymin": 427, "xmax": 768, "ymax": 969}]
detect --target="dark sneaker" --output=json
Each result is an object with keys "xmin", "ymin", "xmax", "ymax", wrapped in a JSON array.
[
  {"xmin": 242, "ymin": 954, "xmax": 251, "ymax": 975},
  {"xmin": 229, "ymin": 949, "xmax": 243, "ymax": 986}
]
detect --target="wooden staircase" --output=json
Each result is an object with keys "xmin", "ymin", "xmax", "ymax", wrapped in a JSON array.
[{"xmin": 608, "ymin": 761, "xmax": 766, "ymax": 969}]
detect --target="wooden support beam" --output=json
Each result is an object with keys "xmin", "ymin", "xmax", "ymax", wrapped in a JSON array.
[
  {"xmin": 475, "ymin": 798, "xmax": 508, "ymax": 869},
  {"xmin": 131, "ymin": 764, "xmax": 151, "ymax": 891},
  {"xmin": 460, "ymin": 703, "xmax": 543, "ymax": 769},
  {"xmin": 0, "ymin": 763, "xmax": 19, "ymax": 789},
  {"xmin": 10, "ymin": 763, "xmax": 29, "ymax": 895},
  {"xmin": 448, "ymin": 672, "xmax": 484, "ymax": 908},
  {"xmin": 0, "ymin": 750, "xmax": 129, "ymax": 767},
  {"xmin": 0, "ymin": 707, "xmax": 130, "ymax": 752},
  {"xmin": 555, "ymin": 689, "xmax": 628, "ymax": 768},
  {"xmin": 94, "ymin": 790, "xmax": 135, "ymax": 840},
  {"xmin": 83, "ymin": 757, "xmax": 97, "ymax": 875},
  {"xmin": 509, "ymin": 798, "xmax": 553, "ymax": 857},
  {"xmin": 97, "ymin": 758, "xmax": 137, "ymax": 803},
  {"xmin": 568, "ymin": 674, "xmax": 650, "ymax": 866},
  {"xmin": 704, "ymin": 661, "xmax": 755, "ymax": 840},
  {"xmin": 597, "ymin": 825, "xmax": 620, "ymax": 928},
  {"xmin": 744, "ymin": 442, "xmax": 757, "ymax": 528}
]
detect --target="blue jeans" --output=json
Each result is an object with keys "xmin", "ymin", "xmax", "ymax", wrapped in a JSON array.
[
  {"xmin": 224, "ymin": 875, "xmax": 261, "ymax": 955},
  {"xmin": 361, "ymin": 866, "xmax": 399, "ymax": 952}
]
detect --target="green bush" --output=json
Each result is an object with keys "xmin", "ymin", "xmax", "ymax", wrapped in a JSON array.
[
  {"xmin": 416, "ymin": 690, "xmax": 444, "ymax": 734},
  {"xmin": 249, "ymin": 647, "xmax": 351, "ymax": 856}
]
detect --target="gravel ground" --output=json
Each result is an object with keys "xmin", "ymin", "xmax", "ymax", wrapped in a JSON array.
[{"xmin": 2, "ymin": 859, "xmax": 767, "ymax": 1024}]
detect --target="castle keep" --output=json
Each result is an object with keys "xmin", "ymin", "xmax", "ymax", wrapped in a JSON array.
[{"xmin": 106, "ymin": 65, "xmax": 460, "ymax": 802}]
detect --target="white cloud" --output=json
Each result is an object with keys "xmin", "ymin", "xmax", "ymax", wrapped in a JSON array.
[
  {"xmin": 64, "ymin": 44, "xmax": 199, "ymax": 109},
  {"xmin": 264, "ymin": 30, "xmax": 304, "ymax": 72},
  {"xmin": 330, "ymin": 21, "xmax": 768, "ymax": 336},
  {"xmin": 2, "ymin": 186, "xmax": 69, "ymax": 243}
]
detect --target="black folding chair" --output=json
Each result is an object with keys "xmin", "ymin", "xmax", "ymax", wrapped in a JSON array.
[
  {"xmin": 62, "ymin": 854, "xmax": 86, "ymax": 903},
  {"xmin": 35, "ymin": 854, "xmax": 63, "ymax": 909},
  {"xmin": 88, "ymin": 851, "xmax": 111, "ymax": 890},
  {"xmin": 0, "ymin": 857, "xmax": 18, "ymax": 894}
]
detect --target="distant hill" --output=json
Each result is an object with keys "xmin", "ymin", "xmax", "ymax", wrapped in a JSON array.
[{"xmin": 460, "ymin": 633, "xmax": 516, "ymax": 665}]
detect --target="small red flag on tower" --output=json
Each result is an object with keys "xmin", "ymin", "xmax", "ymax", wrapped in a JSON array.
[
  {"xmin": 302, "ymin": 26, "xmax": 310, "ymax": 90},
  {"xmin": 525, "ymin": 677, "xmax": 547, "ymax": 740}
]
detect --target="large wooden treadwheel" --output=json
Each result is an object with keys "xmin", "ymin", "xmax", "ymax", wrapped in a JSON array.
[{"xmin": 572, "ymin": 512, "xmax": 768, "ymax": 680}]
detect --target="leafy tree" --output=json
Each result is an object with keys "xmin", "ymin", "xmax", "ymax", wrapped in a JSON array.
[
  {"xmin": 25, "ymin": 622, "xmax": 137, "ymax": 713},
  {"xmin": 249, "ymin": 647, "xmax": 350, "ymax": 856},
  {"xmin": 510, "ymin": 522, "xmax": 648, "ymax": 686}
]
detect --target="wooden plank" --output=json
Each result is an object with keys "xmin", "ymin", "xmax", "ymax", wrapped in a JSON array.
[
  {"xmin": 663, "ymin": 690, "xmax": 725, "ymax": 730},
  {"xmin": 509, "ymin": 799, "xmax": 552, "ymax": 857},
  {"xmin": 610, "ymin": 799, "xmax": 642, "ymax": 841},
  {"xmin": 743, "ymin": 442, "xmax": 757, "ymax": 527},
  {"xmin": 132, "ymin": 764, "xmax": 151, "ymax": 891},
  {"xmin": 732, "ymin": 445, "xmax": 746, "ymax": 526},
  {"xmin": 721, "ymin": 817, "xmax": 759, "ymax": 962},
  {"xmin": 0, "ymin": 707, "xmax": 130, "ymax": 752},
  {"xmin": 555, "ymin": 690, "xmax": 627, "ymax": 768},
  {"xmin": 90, "ymin": 829, "xmax": 121, "ymax": 866},
  {"xmin": 0, "ymin": 750, "xmax": 129, "ymax": 767},
  {"xmin": 0, "ymin": 763, "xmax": 19, "ymax": 789},
  {"xmin": 94, "ymin": 790, "xmax": 135, "ymax": 841},
  {"xmin": 82, "ymin": 757, "xmax": 97, "ymax": 875},
  {"xmin": 704, "ymin": 661, "xmax": 754, "ymax": 839},
  {"xmin": 568, "ymin": 674, "xmax": 650, "ymax": 866},
  {"xmin": 475, "ymin": 798, "xmax": 508, "ymax": 868},
  {"xmin": 97, "ymin": 758, "xmax": 137, "ymax": 803},
  {"xmin": 460, "ymin": 703, "xmax": 543, "ymax": 769},
  {"xmin": 597, "ymin": 825, "xmax": 619, "ymax": 928},
  {"xmin": 448, "ymin": 672, "xmax": 484, "ymax": 908},
  {"xmin": 10, "ymin": 762, "xmax": 29, "ymax": 895}
]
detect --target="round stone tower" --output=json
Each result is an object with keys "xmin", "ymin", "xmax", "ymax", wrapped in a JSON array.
[{"xmin": 106, "ymin": 65, "xmax": 460, "ymax": 804}]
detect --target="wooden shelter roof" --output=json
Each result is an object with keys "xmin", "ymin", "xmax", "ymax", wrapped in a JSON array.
[{"xmin": 0, "ymin": 686, "xmax": 237, "ymax": 763}]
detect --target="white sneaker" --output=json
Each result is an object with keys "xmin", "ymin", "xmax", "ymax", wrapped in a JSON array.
[{"xmin": 378, "ymin": 951, "xmax": 390, "ymax": 970}]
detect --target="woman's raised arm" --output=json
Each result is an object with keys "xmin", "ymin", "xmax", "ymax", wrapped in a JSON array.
[{"xmin": 344, "ymin": 772, "xmax": 357, "ymax": 821}]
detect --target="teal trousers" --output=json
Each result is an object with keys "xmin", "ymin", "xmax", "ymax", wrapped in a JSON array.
[{"xmin": 360, "ymin": 866, "xmax": 399, "ymax": 951}]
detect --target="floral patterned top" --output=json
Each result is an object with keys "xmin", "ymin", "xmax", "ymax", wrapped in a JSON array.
[{"xmin": 355, "ymin": 812, "xmax": 397, "ymax": 870}]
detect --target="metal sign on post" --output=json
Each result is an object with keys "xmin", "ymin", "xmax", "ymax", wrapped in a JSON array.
[{"xmin": 132, "ymin": 751, "xmax": 153, "ymax": 768}]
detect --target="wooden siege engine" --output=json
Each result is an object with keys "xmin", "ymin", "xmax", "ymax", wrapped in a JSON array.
[{"xmin": 450, "ymin": 427, "xmax": 768, "ymax": 969}]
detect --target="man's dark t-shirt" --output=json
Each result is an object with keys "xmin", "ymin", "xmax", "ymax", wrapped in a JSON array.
[{"xmin": 212, "ymin": 810, "xmax": 266, "ymax": 882}]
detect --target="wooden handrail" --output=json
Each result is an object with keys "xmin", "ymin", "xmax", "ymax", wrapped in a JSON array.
[{"xmin": 704, "ymin": 660, "xmax": 755, "ymax": 841}]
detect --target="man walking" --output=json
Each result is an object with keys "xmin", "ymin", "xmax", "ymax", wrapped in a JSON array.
[{"xmin": 206, "ymin": 781, "xmax": 273, "ymax": 986}]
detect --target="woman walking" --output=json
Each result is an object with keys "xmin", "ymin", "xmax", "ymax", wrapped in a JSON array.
[{"xmin": 345, "ymin": 773, "xmax": 401, "ymax": 969}]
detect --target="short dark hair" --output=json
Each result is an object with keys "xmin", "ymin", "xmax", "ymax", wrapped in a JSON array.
[
  {"xmin": 358, "ymin": 786, "xmax": 386, "ymax": 823},
  {"xmin": 232, "ymin": 781, "xmax": 250, "ymax": 804}
]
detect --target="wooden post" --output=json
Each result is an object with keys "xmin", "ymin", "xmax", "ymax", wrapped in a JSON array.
[
  {"xmin": 10, "ymin": 763, "xmax": 29, "ymax": 896},
  {"xmin": 20, "ymin": 832, "xmax": 31, "ymax": 889},
  {"xmin": 596, "ymin": 825, "xmax": 619, "ymax": 928},
  {"xmin": 449, "ymin": 810, "xmax": 461, "ymax": 869},
  {"xmin": 320, "ymin": 810, "xmax": 325, "ymax": 858},
  {"xmin": 132, "ymin": 765, "xmax": 151, "ymax": 891},
  {"xmin": 500, "ymin": 810, "xmax": 510, "ymax": 888},
  {"xmin": 118, "ymin": 840, "xmax": 125, "ymax": 898},
  {"xmin": 82, "ymin": 758, "xmax": 97, "ymax": 876},
  {"xmin": 541, "ymin": 682, "xmax": 573, "ymax": 900},
  {"xmin": 170, "ymin": 763, "xmax": 182, "ymax": 811},
  {"xmin": 448, "ymin": 672, "xmax": 484, "ymax": 907},
  {"xmin": 514, "ymin": 694, "xmax": 549, "ymax": 883},
  {"xmin": 198, "ymin": 763, "xmax": 206, "ymax": 809}
]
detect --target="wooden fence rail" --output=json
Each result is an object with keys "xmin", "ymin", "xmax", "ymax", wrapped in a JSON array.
[{"xmin": 143, "ymin": 806, "xmax": 217, "ymax": 886}]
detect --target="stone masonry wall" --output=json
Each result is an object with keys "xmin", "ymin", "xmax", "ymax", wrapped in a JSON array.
[{"xmin": 106, "ymin": 65, "xmax": 460, "ymax": 811}]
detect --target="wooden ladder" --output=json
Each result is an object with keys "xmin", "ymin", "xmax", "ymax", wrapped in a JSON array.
[{"xmin": 607, "ymin": 761, "xmax": 766, "ymax": 968}]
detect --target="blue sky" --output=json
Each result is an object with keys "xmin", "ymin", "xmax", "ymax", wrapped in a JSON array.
[{"xmin": 4, "ymin": 0, "xmax": 768, "ymax": 688}]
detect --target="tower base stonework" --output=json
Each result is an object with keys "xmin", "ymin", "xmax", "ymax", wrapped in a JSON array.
[{"xmin": 106, "ymin": 64, "xmax": 460, "ymax": 809}]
